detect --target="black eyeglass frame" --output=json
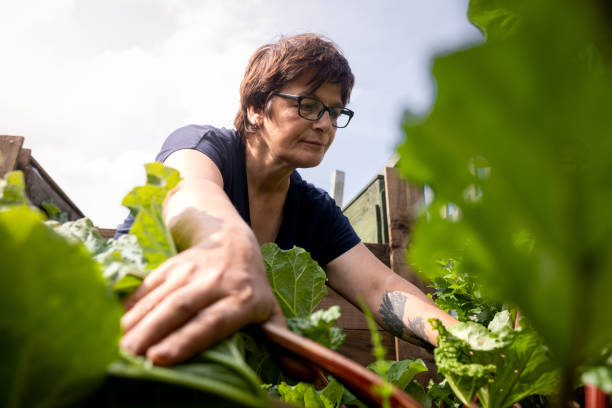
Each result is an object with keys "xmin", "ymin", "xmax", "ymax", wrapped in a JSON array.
[{"xmin": 273, "ymin": 93, "xmax": 354, "ymax": 128}]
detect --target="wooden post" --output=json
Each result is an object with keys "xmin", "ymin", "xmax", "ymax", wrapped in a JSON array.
[
  {"xmin": 0, "ymin": 135, "xmax": 25, "ymax": 177},
  {"xmin": 330, "ymin": 170, "xmax": 345, "ymax": 207},
  {"xmin": 383, "ymin": 166, "xmax": 428, "ymax": 293},
  {"xmin": 383, "ymin": 166, "xmax": 437, "ymax": 385}
]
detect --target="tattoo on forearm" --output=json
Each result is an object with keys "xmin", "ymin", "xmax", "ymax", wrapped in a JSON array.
[
  {"xmin": 379, "ymin": 291, "xmax": 431, "ymax": 348},
  {"xmin": 380, "ymin": 291, "xmax": 406, "ymax": 337}
]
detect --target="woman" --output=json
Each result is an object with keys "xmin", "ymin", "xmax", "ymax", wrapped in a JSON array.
[{"xmin": 118, "ymin": 33, "xmax": 457, "ymax": 366}]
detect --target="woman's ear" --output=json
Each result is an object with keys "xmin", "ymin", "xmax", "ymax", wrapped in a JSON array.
[{"xmin": 247, "ymin": 106, "xmax": 263, "ymax": 128}]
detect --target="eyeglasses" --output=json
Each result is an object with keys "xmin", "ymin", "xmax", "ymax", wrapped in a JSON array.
[{"xmin": 273, "ymin": 93, "xmax": 354, "ymax": 128}]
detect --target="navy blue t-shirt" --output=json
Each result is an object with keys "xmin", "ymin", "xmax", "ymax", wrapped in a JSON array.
[{"xmin": 116, "ymin": 124, "xmax": 360, "ymax": 266}]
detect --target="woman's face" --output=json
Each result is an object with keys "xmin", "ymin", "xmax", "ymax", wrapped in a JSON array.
[{"xmin": 252, "ymin": 75, "xmax": 343, "ymax": 170}]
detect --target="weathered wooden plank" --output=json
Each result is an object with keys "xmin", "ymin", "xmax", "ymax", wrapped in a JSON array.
[
  {"xmin": 343, "ymin": 175, "xmax": 388, "ymax": 243},
  {"xmin": 0, "ymin": 135, "xmax": 24, "ymax": 177},
  {"xmin": 19, "ymin": 152, "xmax": 84, "ymax": 220},
  {"xmin": 383, "ymin": 167, "xmax": 429, "ymax": 293},
  {"xmin": 98, "ymin": 228, "xmax": 117, "ymax": 240},
  {"xmin": 317, "ymin": 286, "xmax": 385, "ymax": 330},
  {"xmin": 335, "ymin": 328, "xmax": 396, "ymax": 367},
  {"xmin": 364, "ymin": 242, "xmax": 390, "ymax": 268}
]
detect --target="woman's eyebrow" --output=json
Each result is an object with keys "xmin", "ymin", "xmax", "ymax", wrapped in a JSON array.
[{"xmin": 311, "ymin": 94, "xmax": 344, "ymax": 107}]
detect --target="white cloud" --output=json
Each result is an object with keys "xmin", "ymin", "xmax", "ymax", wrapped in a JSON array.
[{"xmin": 1, "ymin": 0, "xmax": 480, "ymax": 228}]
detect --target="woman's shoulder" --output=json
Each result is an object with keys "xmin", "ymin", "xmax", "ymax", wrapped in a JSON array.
[
  {"xmin": 167, "ymin": 124, "xmax": 239, "ymax": 143},
  {"xmin": 157, "ymin": 124, "xmax": 241, "ymax": 162}
]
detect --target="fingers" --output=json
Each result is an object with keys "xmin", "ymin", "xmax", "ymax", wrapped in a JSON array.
[
  {"xmin": 268, "ymin": 303, "xmax": 288, "ymax": 327},
  {"xmin": 121, "ymin": 262, "xmax": 195, "ymax": 332},
  {"xmin": 145, "ymin": 295, "xmax": 254, "ymax": 365},
  {"xmin": 120, "ymin": 272, "xmax": 224, "ymax": 354},
  {"xmin": 123, "ymin": 262, "xmax": 171, "ymax": 311}
]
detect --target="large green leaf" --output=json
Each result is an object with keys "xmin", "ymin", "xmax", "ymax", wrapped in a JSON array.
[
  {"xmin": 46, "ymin": 217, "xmax": 147, "ymax": 292},
  {"xmin": 398, "ymin": 0, "xmax": 612, "ymax": 374},
  {"xmin": 0, "ymin": 206, "xmax": 121, "ymax": 407},
  {"xmin": 94, "ymin": 234, "xmax": 148, "ymax": 292},
  {"xmin": 262, "ymin": 243, "xmax": 327, "ymax": 318},
  {"xmin": 287, "ymin": 306, "xmax": 345, "ymax": 350},
  {"xmin": 122, "ymin": 162, "xmax": 180, "ymax": 270},
  {"xmin": 109, "ymin": 334, "xmax": 268, "ymax": 408},
  {"xmin": 46, "ymin": 217, "xmax": 109, "ymax": 255},
  {"xmin": 368, "ymin": 359, "xmax": 428, "ymax": 392},
  {"xmin": 431, "ymin": 311, "xmax": 560, "ymax": 408},
  {"xmin": 368, "ymin": 358, "xmax": 431, "ymax": 407}
]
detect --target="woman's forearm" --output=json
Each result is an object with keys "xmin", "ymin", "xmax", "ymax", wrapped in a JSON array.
[{"xmin": 373, "ymin": 273, "xmax": 458, "ymax": 348}]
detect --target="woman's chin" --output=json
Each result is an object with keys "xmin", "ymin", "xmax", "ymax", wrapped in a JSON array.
[{"xmin": 293, "ymin": 154, "xmax": 325, "ymax": 169}]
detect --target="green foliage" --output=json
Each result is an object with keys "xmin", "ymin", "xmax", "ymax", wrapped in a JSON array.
[
  {"xmin": 277, "ymin": 378, "xmax": 345, "ymax": 408},
  {"xmin": 46, "ymin": 217, "xmax": 108, "ymax": 254},
  {"xmin": 46, "ymin": 217, "xmax": 147, "ymax": 293},
  {"xmin": 246, "ymin": 245, "xmax": 346, "ymax": 387},
  {"xmin": 96, "ymin": 165, "xmax": 268, "ymax": 407},
  {"xmin": 109, "ymin": 337, "xmax": 268, "ymax": 408},
  {"xmin": 0, "ymin": 167, "xmax": 269, "ymax": 408},
  {"xmin": 262, "ymin": 243, "xmax": 327, "ymax": 318},
  {"xmin": 122, "ymin": 162, "xmax": 180, "ymax": 270},
  {"xmin": 360, "ymin": 300, "xmax": 393, "ymax": 408},
  {"xmin": 40, "ymin": 200, "xmax": 69, "ymax": 223},
  {"xmin": 398, "ymin": 0, "xmax": 612, "ymax": 380},
  {"xmin": 2, "ymin": 164, "xmax": 432, "ymax": 408},
  {"xmin": 428, "ymin": 259, "xmax": 501, "ymax": 325},
  {"xmin": 426, "ymin": 379, "xmax": 462, "ymax": 408},
  {"xmin": 94, "ymin": 234, "xmax": 148, "ymax": 293},
  {"xmin": 0, "ymin": 171, "xmax": 30, "ymax": 207},
  {"xmin": 369, "ymin": 359, "xmax": 431, "ymax": 407},
  {"xmin": 431, "ymin": 311, "xmax": 560, "ymax": 408},
  {"xmin": 287, "ymin": 306, "xmax": 345, "ymax": 350},
  {"xmin": 368, "ymin": 359, "xmax": 428, "ymax": 392},
  {"xmin": 0, "ymin": 204, "xmax": 121, "ymax": 406}
]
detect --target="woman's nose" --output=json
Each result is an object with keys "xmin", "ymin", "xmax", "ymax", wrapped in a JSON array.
[{"xmin": 313, "ymin": 110, "xmax": 332, "ymax": 131}]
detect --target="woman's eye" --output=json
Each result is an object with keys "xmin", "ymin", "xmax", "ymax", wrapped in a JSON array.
[{"xmin": 301, "ymin": 102, "xmax": 318, "ymax": 113}]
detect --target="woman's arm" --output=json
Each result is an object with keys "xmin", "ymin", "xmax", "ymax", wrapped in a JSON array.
[
  {"xmin": 120, "ymin": 149, "xmax": 283, "ymax": 365},
  {"xmin": 326, "ymin": 243, "xmax": 458, "ymax": 347}
]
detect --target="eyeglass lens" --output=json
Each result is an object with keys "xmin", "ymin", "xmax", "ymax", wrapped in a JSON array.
[{"xmin": 299, "ymin": 97, "xmax": 351, "ymax": 128}]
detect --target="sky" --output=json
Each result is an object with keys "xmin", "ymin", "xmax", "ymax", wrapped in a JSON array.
[{"xmin": 0, "ymin": 0, "xmax": 481, "ymax": 228}]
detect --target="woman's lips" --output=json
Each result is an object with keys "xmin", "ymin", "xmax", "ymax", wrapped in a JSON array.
[{"xmin": 301, "ymin": 140, "xmax": 324, "ymax": 147}]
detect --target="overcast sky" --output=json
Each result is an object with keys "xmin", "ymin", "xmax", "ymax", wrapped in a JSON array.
[{"xmin": 0, "ymin": 0, "xmax": 480, "ymax": 228}]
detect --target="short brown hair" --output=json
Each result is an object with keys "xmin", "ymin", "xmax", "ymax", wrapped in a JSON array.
[{"xmin": 234, "ymin": 33, "xmax": 354, "ymax": 136}]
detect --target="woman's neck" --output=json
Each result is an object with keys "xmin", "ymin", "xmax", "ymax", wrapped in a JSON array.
[{"xmin": 245, "ymin": 138, "xmax": 293, "ymax": 195}]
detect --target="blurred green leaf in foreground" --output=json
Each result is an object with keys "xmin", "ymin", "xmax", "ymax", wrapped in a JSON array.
[
  {"xmin": 0, "ymin": 175, "xmax": 121, "ymax": 407},
  {"xmin": 398, "ymin": 0, "xmax": 612, "ymax": 389}
]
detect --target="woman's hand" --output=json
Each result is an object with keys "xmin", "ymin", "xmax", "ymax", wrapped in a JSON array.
[{"xmin": 120, "ymin": 228, "xmax": 283, "ymax": 365}]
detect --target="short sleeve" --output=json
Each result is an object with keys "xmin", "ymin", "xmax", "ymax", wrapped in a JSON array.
[
  {"xmin": 115, "ymin": 124, "xmax": 248, "ymax": 238},
  {"xmin": 323, "ymin": 203, "xmax": 361, "ymax": 264},
  {"xmin": 155, "ymin": 124, "xmax": 236, "ymax": 175}
]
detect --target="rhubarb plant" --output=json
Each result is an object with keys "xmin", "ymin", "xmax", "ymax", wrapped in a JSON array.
[{"xmin": 398, "ymin": 0, "xmax": 612, "ymax": 402}]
